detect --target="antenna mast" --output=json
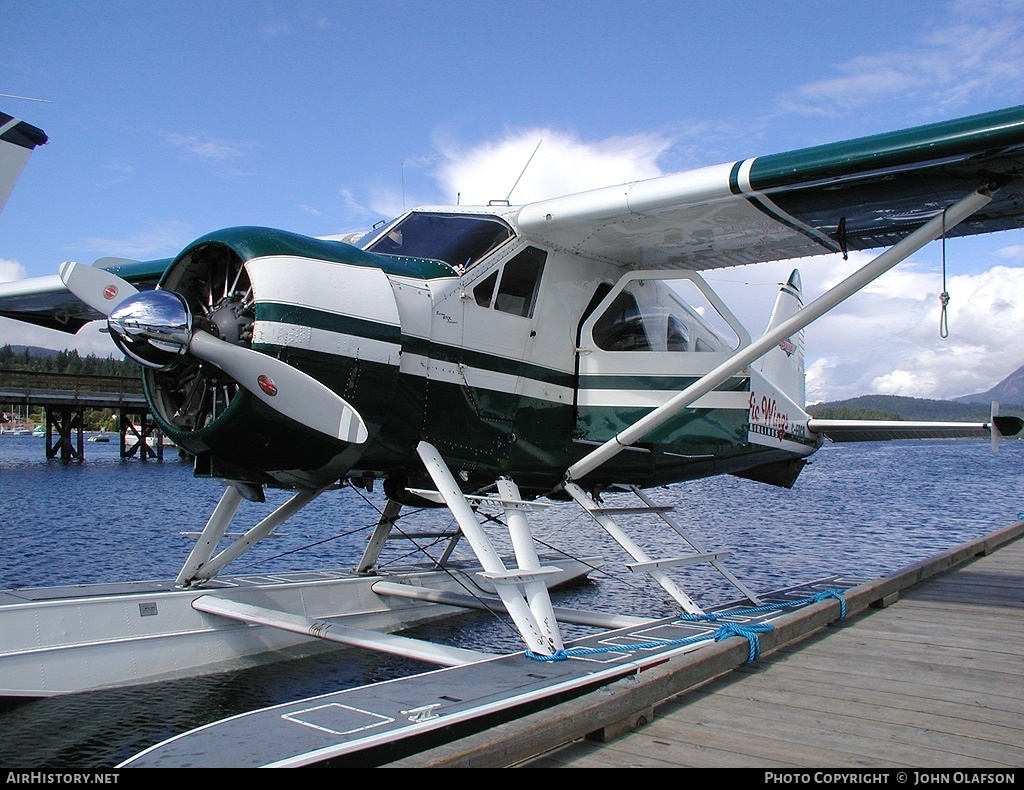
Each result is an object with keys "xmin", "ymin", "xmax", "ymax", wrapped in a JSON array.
[{"xmin": 505, "ymin": 139, "xmax": 543, "ymax": 203}]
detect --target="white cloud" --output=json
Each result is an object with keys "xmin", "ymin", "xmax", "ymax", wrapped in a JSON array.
[
  {"xmin": 776, "ymin": 0, "xmax": 1024, "ymax": 116},
  {"xmin": 78, "ymin": 220, "xmax": 195, "ymax": 259},
  {"xmin": 162, "ymin": 132, "xmax": 253, "ymax": 164},
  {"xmin": 432, "ymin": 128, "xmax": 672, "ymax": 206},
  {"xmin": 712, "ymin": 254, "xmax": 1024, "ymax": 404},
  {"xmin": 0, "ymin": 257, "xmax": 27, "ymax": 283}
]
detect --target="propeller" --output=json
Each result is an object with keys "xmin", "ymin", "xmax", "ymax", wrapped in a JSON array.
[{"xmin": 58, "ymin": 260, "xmax": 369, "ymax": 444}]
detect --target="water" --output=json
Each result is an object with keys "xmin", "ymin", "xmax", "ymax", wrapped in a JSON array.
[{"xmin": 0, "ymin": 434, "xmax": 1021, "ymax": 769}]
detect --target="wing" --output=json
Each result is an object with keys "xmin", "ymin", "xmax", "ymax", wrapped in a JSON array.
[
  {"xmin": 0, "ymin": 111, "xmax": 48, "ymax": 215},
  {"xmin": 0, "ymin": 257, "xmax": 169, "ymax": 333},
  {"xmin": 515, "ymin": 105, "xmax": 1024, "ymax": 270}
]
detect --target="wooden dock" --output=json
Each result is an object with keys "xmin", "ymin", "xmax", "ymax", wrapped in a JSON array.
[{"xmin": 383, "ymin": 520, "xmax": 1024, "ymax": 769}]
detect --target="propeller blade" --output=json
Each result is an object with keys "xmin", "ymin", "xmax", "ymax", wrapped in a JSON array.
[
  {"xmin": 189, "ymin": 329, "xmax": 369, "ymax": 444},
  {"xmin": 59, "ymin": 260, "xmax": 139, "ymax": 316}
]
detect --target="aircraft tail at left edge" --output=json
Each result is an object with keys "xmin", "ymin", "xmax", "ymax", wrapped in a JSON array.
[{"xmin": 0, "ymin": 111, "xmax": 48, "ymax": 216}]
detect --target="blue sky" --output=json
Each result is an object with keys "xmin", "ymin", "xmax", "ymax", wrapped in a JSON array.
[{"xmin": 3, "ymin": 0, "xmax": 1024, "ymax": 403}]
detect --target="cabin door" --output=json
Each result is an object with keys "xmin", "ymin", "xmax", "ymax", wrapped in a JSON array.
[{"xmin": 574, "ymin": 270, "xmax": 751, "ymax": 448}]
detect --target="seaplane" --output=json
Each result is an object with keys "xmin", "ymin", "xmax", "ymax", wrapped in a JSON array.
[{"xmin": 1, "ymin": 104, "xmax": 1023, "ymax": 767}]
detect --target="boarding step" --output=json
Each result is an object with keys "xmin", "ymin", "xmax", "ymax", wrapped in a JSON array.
[
  {"xmin": 588, "ymin": 505, "xmax": 673, "ymax": 516},
  {"xmin": 564, "ymin": 481, "xmax": 763, "ymax": 610},
  {"xmin": 385, "ymin": 531, "xmax": 461, "ymax": 540},
  {"xmin": 371, "ymin": 581, "xmax": 652, "ymax": 630},
  {"xmin": 477, "ymin": 566, "xmax": 564, "ymax": 585},
  {"xmin": 627, "ymin": 550, "xmax": 731, "ymax": 573},
  {"xmin": 406, "ymin": 488, "xmax": 550, "ymax": 512}
]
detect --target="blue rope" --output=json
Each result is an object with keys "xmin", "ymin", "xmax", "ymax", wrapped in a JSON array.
[
  {"xmin": 713, "ymin": 621, "xmax": 773, "ymax": 662},
  {"xmin": 524, "ymin": 588, "xmax": 847, "ymax": 664}
]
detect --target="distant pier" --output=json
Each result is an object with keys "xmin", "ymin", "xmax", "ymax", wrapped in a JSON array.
[{"xmin": 0, "ymin": 369, "xmax": 166, "ymax": 460}]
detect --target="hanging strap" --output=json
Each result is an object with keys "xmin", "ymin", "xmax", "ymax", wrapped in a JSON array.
[{"xmin": 939, "ymin": 209, "xmax": 950, "ymax": 338}]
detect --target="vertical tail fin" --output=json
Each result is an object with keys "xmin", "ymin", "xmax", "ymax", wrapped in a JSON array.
[{"xmin": 753, "ymin": 269, "xmax": 805, "ymax": 408}]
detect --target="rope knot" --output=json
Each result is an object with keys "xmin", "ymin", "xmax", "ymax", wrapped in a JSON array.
[
  {"xmin": 678, "ymin": 611, "xmax": 719, "ymax": 622},
  {"xmin": 811, "ymin": 589, "xmax": 848, "ymax": 619},
  {"xmin": 524, "ymin": 648, "xmax": 569, "ymax": 662},
  {"xmin": 713, "ymin": 621, "xmax": 774, "ymax": 663}
]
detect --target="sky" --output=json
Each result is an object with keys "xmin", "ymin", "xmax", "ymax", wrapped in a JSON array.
[{"xmin": 3, "ymin": 0, "xmax": 1024, "ymax": 404}]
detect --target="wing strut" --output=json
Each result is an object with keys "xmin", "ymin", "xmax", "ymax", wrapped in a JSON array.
[{"xmin": 565, "ymin": 186, "xmax": 997, "ymax": 484}]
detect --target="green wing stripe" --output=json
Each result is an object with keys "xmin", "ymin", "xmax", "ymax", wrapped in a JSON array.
[
  {"xmin": 748, "ymin": 105, "xmax": 1024, "ymax": 191},
  {"xmin": 415, "ymin": 340, "xmax": 574, "ymax": 388}
]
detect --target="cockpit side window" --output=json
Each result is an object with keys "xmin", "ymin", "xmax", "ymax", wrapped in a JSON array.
[
  {"xmin": 473, "ymin": 246, "xmax": 546, "ymax": 318},
  {"xmin": 364, "ymin": 212, "xmax": 513, "ymax": 271},
  {"xmin": 473, "ymin": 271, "xmax": 498, "ymax": 307},
  {"xmin": 493, "ymin": 247, "xmax": 545, "ymax": 318}
]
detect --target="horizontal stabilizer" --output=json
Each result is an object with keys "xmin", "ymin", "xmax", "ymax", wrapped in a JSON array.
[{"xmin": 807, "ymin": 417, "xmax": 1022, "ymax": 443}]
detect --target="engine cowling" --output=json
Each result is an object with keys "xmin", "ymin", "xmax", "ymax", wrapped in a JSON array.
[{"xmin": 142, "ymin": 226, "xmax": 404, "ymax": 488}]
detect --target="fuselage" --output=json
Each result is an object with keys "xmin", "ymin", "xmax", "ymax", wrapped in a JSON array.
[{"xmin": 140, "ymin": 207, "xmax": 821, "ymax": 500}]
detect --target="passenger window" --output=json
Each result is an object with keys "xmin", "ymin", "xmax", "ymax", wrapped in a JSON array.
[{"xmin": 593, "ymin": 292, "xmax": 651, "ymax": 351}]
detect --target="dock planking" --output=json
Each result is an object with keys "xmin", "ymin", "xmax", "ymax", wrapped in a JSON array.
[{"xmin": 384, "ymin": 520, "xmax": 1024, "ymax": 768}]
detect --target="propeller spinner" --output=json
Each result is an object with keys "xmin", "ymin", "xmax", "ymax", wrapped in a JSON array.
[{"xmin": 58, "ymin": 260, "xmax": 369, "ymax": 444}]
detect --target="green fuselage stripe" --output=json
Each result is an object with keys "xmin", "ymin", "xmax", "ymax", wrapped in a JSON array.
[
  {"xmin": 256, "ymin": 302, "xmax": 402, "ymax": 343},
  {"xmin": 579, "ymin": 374, "xmax": 748, "ymax": 391}
]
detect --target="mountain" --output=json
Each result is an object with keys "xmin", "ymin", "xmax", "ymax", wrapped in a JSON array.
[
  {"xmin": 4, "ymin": 345, "xmax": 60, "ymax": 358},
  {"xmin": 953, "ymin": 364, "xmax": 1024, "ymax": 406},
  {"xmin": 806, "ymin": 394, "xmax": 1019, "ymax": 422},
  {"xmin": 809, "ymin": 361, "xmax": 1024, "ymax": 421}
]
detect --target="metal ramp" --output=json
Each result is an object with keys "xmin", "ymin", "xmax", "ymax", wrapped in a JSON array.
[{"xmin": 563, "ymin": 482, "xmax": 762, "ymax": 614}]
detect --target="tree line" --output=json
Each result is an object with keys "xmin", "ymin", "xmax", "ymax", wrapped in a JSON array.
[
  {"xmin": 0, "ymin": 345, "xmax": 137, "ymax": 377},
  {"xmin": 1, "ymin": 346, "xmax": 139, "ymax": 431}
]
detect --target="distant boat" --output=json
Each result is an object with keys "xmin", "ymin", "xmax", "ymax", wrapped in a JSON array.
[
  {"xmin": 87, "ymin": 433, "xmax": 111, "ymax": 443},
  {"xmin": 1, "ymin": 425, "xmax": 32, "ymax": 436},
  {"xmin": 32, "ymin": 426, "xmax": 44, "ymax": 437},
  {"xmin": 124, "ymin": 428, "xmax": 174, "ymax": 448}
]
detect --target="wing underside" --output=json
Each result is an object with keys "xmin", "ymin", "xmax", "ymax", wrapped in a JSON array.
[
  {"xmin": 515, "ymin": 105, "xmax": 1024, "ymax": 270},
  {"xmin": 0, "ymin": 259, "xmax": 169, "ymax": 333}
]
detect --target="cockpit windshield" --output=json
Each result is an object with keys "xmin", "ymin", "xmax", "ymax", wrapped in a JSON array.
[{"xmin": 363, "ymin": 212, "xmax": 514, "ymax": 272}]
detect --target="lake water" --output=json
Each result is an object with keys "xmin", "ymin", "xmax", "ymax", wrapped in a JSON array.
[{"xmin": 0, "ymin": 433, "xmax": 1021, "ymax": 770}]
